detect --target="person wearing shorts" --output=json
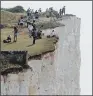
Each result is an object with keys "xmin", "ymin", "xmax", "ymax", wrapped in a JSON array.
[
  {"xmin": 13, "ymin": 26, "xmax": 18, "ymax": 42},
  {"xmin": 19, "ymin": 17, "xmax": 24, "ymax": 28}
]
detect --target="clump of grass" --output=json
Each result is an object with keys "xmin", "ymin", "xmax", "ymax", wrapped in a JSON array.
[{"xmin": 36, "ymin": 21, "xmax": 63, "ymax": 30}]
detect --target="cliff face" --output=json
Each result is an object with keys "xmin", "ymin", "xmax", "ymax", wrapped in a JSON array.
[
  {"xmin": 55, "ymin": 16, "xmax": 81, "ymax": 95},
  {"xmin": 1, "ymin": 15, "xmax": 81, "ymax": 95}
]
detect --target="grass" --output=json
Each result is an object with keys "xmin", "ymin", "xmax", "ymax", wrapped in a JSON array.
[
  {"xmin": 1, "ymin": 28, "xmax": 58, "ymax": 57},
  {"xmin": 1, "ymin": 10, "xmax": 26, "ymax": 24},
  {"xmin": 1, "ymin": 11, "xmax": 60, "ymax": 57},
  {"xmin": 1, "ymin": 10, "xmax": 64, "ymax": 29}
]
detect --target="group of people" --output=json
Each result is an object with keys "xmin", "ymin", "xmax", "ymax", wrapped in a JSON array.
[
  {"xmin": 59, "ymin": 6, "xmax": 66, "ymax": 16},
  {"xmin": 3, "ymin": 19, "xmax": 41, "ymax": 45},
  {"xmin": 3, "ymin": 26, "xmax": 18, "ymax": 43},
  {"xmin": 27, "ymin": 8, "xmax": 39, "ymax": 20},
  {"xmin": 27, "ymin": 20, "xmax": 37, "ymax": 44},
  {"xmin": 3, "ymin": 6, "xmax": 66, "ymax": 45}
]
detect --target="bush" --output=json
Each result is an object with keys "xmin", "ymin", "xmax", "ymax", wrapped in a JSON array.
[{"xmin": 4, "ymin": 6, "xmax": 25, "ymax": 13}]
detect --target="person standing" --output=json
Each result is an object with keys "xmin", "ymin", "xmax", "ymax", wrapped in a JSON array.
[
  {"xmin": 62, "ymin": 6, "xmax": 66, "ymax": 15},
  {"xmin": 59, "ymin": 9, "xmax": 62, "ymax": 16},
  {"xmin": 28, "ymin": 22, "xmax": 33, "ymax": 38},
  {"xmin": 27, "ymin": 8, "xmax": 31, "ymax": 17},
  {"xmin": 19, "ymin": 16, "xmax": 24, "ymax": 28},
  {"xmin": 32, "ymin": 28, "xmax": 37, "ymax": 45},
  {"xmin": 32, "ymin": 20, "xmax": 36, "ymax": 30},
  {"xmin": 35, "ymin": 10, "xmax": 39, "ymax": 19},
  {"xmin": 13, "ymin": 26, "xmax": 18, "ymax": 42},
  {"xmin": 50, "ymin": 30, "xmax": 55, "ymax": 37}
]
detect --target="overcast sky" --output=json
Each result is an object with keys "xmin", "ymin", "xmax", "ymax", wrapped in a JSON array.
[{"xmin": 1, "ymin": 1, "xmax": 92, "ymax": 95}]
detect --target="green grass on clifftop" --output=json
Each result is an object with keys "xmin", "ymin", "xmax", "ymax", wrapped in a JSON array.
[{"xmin": 1, "ymin": 28, "xmax": 58, "ymax": 57}]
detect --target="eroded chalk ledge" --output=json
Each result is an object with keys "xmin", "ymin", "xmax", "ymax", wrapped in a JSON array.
[{"xmin": 0, "ymin": 37, "xmax": 59, "ymax": 75}]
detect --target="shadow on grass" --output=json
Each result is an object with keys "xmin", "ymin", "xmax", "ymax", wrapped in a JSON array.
[
  {"xmin": 27, "ymin": 44, "xmax": 34, "ymax": 47},
  {"xmin": 3, "ymin": 41, "xmax": 17, "ymax": 47}
]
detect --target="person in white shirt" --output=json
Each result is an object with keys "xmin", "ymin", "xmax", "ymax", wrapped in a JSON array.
[
  {"xmin": 19, "ymin": 16, "xmax": 24, "ymax": 28},
  {"xmin": 28, "ymin": 22, "xmax": 33, "ymax": 38},
  {"xmin": 50, "ymin": 30, "xmax": 55, "ymax": 37},
  {"xmin": 18, "ymin": 16, "xmax": 24, "ymax": 32}
]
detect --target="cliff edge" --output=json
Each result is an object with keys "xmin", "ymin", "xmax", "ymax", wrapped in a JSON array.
[{"xmin": 1, "ymin": 15, "xmax": 81, "ymax": 95}]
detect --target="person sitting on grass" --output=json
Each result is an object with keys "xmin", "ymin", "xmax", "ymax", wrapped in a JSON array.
[
  {"xmin": 50, "ymin": 30, "xmax": 55, "ymax": 37},
  {"xmin": 3, "ymin": 35, "xmax": 11, "ymax": 43},
  {"xmin": 37, "ymin": 30, "xmax": 42, "ymax": 39},
  {"xmin": 47, "ymin": 30, "xmax": 55, "ymax": 38},
  {"xmin": 13, "ymin": 26, "xmax": 18, "ymax": 42}
]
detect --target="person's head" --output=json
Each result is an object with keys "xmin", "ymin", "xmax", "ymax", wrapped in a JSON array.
[
  {"xmin": 14, "ymin": 26, "xmax": 17, "ymax": 30},
  {"xmin": 8, "ymin": 35, "xmax": 11, "ymax": 37},
  {"xmin": 33, "ymin": 20, "xmax": 35, "ymax": 23},
  {"xmin": 28, "ymin": 22, "xmax": 31, "ymax": 25},
  {"xmin": 52, "ymin": 30, "xmax": 54, "ymax": 32},
  {"xmin": 21, "ymin": 16, "xmax": 23, "ymax": 19},
  {"xmin": 33, "ymin": 28, "xmax": 36, "ymax": 31},
  {"xmin": 64, "ymin": 6, "xmax": 65, "ymax": 8},
  {"xmin": 41, "ymin": 25, "xmax": 43, "ymax": 27}
]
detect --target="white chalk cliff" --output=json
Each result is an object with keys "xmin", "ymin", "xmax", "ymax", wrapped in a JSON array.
[{"xmin": 1, "ymin": 15, "xmax": 81, "ymax": 95}]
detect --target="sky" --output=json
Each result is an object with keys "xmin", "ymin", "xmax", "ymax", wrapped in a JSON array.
[{"xmin": 1, "ymin": 1, "xmax": 92, "ymax": 95}]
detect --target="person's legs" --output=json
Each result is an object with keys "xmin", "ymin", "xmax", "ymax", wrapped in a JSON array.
[
  {"xmin": 64, "ymin": 10, "xmax": 65, "ymax": 15},
  {"xmin": 28, "ymin": 29, "xmax": 30, "ymax": 37},
  {"xmin": 28, "ymin": 30, "xmax": 31, "ymax": 38},
  {"xmin": 15, "ymin": 35, "xmax": 17, "ymax": 42},
  {"xmin": 33, "ymin": 37, "xmax": 35, "ymax": 44},
  {"xmin": 10, "ymin": 38, "xmax": 11, "ymax": 42},
  {"xmin": 63, "ymin": 9, "xmax": 65, "ymax": 15},
  {"xmin": 19, "ymin": 23, "xmax": 23, "ymax": 32},
  {"xmin": 30, "ymin": 30, "xmax": 32, "ymax": 38},
  {"xmin": 31, "ymin": 30, "xmax": 32, "ymax": 37},
  {"xmin": 14, "ymin": 35, "xmax": 15, "ymax": 42},
  {"xmin": 14, "ymin": 34, "xmax": 17, "ymax": 42}
]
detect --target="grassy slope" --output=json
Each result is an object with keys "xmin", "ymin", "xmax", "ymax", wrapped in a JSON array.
[
  {"xmin": 1, "ymin": 11, "xmax": 60, "ymax": 57},
  {"xmin": 1, "ymin": 28, "xmax": 57, "ymax": 57},
  {"xmin": 1, "ymin": 10, "xmax": 26, "ymax": 24}
]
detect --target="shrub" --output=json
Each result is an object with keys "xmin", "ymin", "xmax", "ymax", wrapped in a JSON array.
[{"xmin": 4, "ymin": 6, "xmax": 25, "ymax": 13}]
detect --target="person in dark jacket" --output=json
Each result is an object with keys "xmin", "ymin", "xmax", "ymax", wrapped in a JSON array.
[
  {"xmin": 62, "ymin": 6, "xmax": 65, "ymax": 15},
  {"xmin": 13, "ymin": 26, "xmax": 18, "ymax": 42},
  {"xmin": 32, "ymin": 28, "xmax": 37, "ymax": 44},
  {"xmin": 32, "ymin": 20, "xmax": 36, "ymax": 30},
  {"xmin": 59, "ymin": 9, "xmax": 62, "ymax": 16}
]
